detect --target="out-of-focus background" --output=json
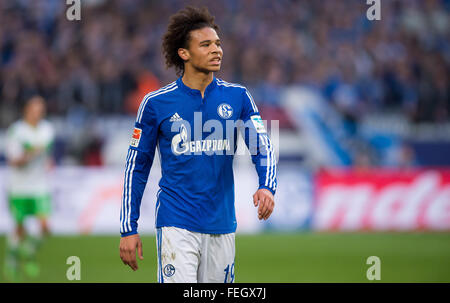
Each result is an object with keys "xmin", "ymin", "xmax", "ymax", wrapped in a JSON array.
[{"xmin": 0, "ymin": 0, "xmax": 449, "ymax": 282}]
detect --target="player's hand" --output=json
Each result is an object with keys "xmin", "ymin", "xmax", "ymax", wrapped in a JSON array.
[
  {"xmin": 22, "ymin": 146, "xmax": 44, "ymax": 163},
  {"xmin": 28, "ymin": 146, "xmax": 44, "ymax": 158},
  {"xmin": 119, "ymin": 234, "xmax": 144, "ymax": 271},
  {"xmin": 253, "ymin": 188, "xmax": 275, "ymax": 220}
]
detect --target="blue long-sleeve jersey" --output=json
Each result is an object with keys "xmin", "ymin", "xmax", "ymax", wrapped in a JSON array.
[{"xmin": 120, "ymin": 76, "xmax": 277, "ymax": 236}]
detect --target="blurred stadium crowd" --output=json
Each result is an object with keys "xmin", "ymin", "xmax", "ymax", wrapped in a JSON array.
[{"xmin": 0, "ymin": 0, "xmax": 449, "ymax": 165}]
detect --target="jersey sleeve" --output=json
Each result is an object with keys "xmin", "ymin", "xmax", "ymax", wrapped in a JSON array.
[
  {"xmin": 240, "ymin": 89, "xmax": 277, "ymax": 195},
  {"xmin": 5, "ymin": 124, "xmax": 24, "ymax": 163},
  {"xmin": 120, "ymin": 98, "xmax": 159, "ymax": 237}
]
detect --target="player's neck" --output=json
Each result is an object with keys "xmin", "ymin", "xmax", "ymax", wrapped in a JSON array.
[
  {"xmin": 181, "ymin": 68, "xmax": 214, "ymax": 98},
  {"xmin": 24, "ymin": 118, "xmax": 39, "ymax": 128}
]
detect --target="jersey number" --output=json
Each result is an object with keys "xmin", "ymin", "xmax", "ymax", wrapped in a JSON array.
[{"xmin": 224, "ymin": 262, "xmax": 235, "ymax": 283}]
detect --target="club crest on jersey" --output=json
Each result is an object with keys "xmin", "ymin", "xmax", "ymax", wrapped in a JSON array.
[
  {"xmin": 217, "ymin": 103, "xmax": 233, "ymax": 119},
  {"xmin": 164, "ymin": 264, "xmax": 175, "ymax": 277},
  {"xmin": 130, "ymin": 127, "xmax": 142, "ymax": 147}
]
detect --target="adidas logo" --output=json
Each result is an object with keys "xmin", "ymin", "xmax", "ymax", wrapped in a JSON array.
[{"xmin": 170, "ymin": 112, "xmax": 183, "ymax": 122}]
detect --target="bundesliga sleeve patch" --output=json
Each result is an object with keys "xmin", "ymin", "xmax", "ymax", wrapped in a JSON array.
[
  {"xmin": 130, "ymin": 127, "xmax": 142, "ymax": 147},
  {"xmin": 250, "ymin": 115, "xmax": 266, "ymax": 133}
]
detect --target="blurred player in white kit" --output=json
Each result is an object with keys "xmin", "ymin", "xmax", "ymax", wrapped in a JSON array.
[{"xmin": 3, "ymin": 96, "xmax": 55, "ymax": 281}]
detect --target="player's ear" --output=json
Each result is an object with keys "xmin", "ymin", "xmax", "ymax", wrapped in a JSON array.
[{"xmin": 178, "ymin": 48, "xmax": 189, "ymax": 61}]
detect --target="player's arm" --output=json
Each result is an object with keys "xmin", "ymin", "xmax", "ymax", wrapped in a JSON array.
[
  {"xmin": 239, "ymin": 89, "xmax": 277, "ymax": 220},
  {"xmin": 5, "ymin": 126, "xmax": 40, "ymax": 167},
  {"xmin": 119, "ymin": 98, "xmax": 158, "ymax": 271},
  {"xmin": 7, "ymin": 140, "xmax": 52, "ymax": 167},
  {"xmin": 8, "ymin": 149, "xmax": 41, "ymax": 167}
]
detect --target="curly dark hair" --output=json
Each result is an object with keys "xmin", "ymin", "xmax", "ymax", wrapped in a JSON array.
[{"xmin": 162, "ymin": 6, "xmax": 220, "ymax": 76}]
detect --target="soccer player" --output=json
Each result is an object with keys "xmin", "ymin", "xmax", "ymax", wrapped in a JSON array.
[
  {"xmin": 3, "ymin": 96, "xmax": 55, "ymax": 281},
  {"xmin": 119, "ymin": 6, "xmax": 277, "ymax": 283}
]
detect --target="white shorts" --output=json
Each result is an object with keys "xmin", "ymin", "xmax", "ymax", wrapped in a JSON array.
[{"xmin": 156, "ymin": 226, "xmax": 235, "ymax": 283}]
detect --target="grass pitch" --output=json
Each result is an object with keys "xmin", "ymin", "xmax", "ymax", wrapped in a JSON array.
[{"xmin": 1, "ymin": 232, "xmax": 449, "ymax": 283}]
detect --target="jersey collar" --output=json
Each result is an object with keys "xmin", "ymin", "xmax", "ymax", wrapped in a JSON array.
[{"xmin": 177, "ymin": 75, "xmax": 217, "ymax": 97}]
